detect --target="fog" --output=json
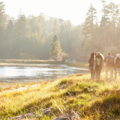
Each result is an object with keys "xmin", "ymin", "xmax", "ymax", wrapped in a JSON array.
[{"xmin": 0, "ymin": 1, "xmax": 120, "ymax": 61}]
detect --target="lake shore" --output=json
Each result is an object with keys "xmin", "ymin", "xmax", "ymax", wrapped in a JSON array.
[
  {"xmin": 0, "ymin": 59, "xmax": 88, "ymax": 68},
  {"xmin": 0, "ymin": 73, "xmax": 120, "ymax": 120},
  {"xmin": 0, "ymin": 59, "xmax": 63, "ymax": 64},
  {"xmin": 0, "ymin": 62, "xmax": 89, "ymax": 84}
]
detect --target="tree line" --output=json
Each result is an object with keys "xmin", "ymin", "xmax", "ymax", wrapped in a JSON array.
[
  {"xmin": 0, "ymin": 1, "xmax": 83, "ymax": 60},
  {"xmin": 83, "ymin": 0, "xmax": 120, "ymax": 59},
  {"xmin": 0, "ymin": 1, "xmax": 120, "ymax": 61}
]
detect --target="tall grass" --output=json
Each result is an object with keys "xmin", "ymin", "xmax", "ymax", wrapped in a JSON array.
[{"xmin": 0, "ymin": 73, "xmax": 120, "ymax": 119}]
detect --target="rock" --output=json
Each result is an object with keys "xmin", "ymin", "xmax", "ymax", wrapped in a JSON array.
[
  {"xmin": 44, "ymin": 107, "xmax": 54, "ymax": 116},
  {"xmin": 9, "ymin": 112, "xmax": 37, "ymax": 120},
  {"xmin": 58, "ymin": 85, "xmax": 66, "ymax": 89},
  {"xmin": 53, "ymin": 115, "xmax": 79, "ymax": 120},
  {"xmin": 9, "ymin": 115, "xmax": 26, "ymax": 120},
  {"xmin": 53, "ymin": 115, "xmax": 71, "ymax": 120},
  {"xmin": 9, "ymin": 108, "xmax": 54, "ymax": 120},
  {"xmin": 24, "ymin": 112, "xmax": 36, "ymax": 118},
  {"xmin": 44, "ymin": 108, "xmax": 51, "ymax": 115}
]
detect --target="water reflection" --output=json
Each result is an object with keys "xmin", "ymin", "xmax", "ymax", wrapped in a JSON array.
[{"xmin": 0, "ymin": 64, "xmax": 88, "ymax": 81}]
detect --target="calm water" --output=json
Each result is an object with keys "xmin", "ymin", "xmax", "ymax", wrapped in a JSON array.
[{"xmin": 0, "ymin": 64, "xmax": 88, "ymax": 82}]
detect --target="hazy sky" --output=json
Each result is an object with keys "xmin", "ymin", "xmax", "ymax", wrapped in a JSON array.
[{"xmin": 2, "ymin": 0, "xmax": 120, "ymax": 25}]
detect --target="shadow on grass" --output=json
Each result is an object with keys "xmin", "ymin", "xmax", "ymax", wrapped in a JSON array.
[{"xmin": 83, "ymin": 89, "xmax": 120, "ymax": 119}]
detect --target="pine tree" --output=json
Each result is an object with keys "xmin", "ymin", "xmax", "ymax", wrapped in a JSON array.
[
  {"xmin": 107, "ymin": 2, "xmax": 120, "ymax": 24},
  {"xmin": 82, "ymin": 4, "xmax": 97, "ymax": 52},
  {"xmin": 50, "ymin": 35, "xmax": 62, "ymax": 60},
  {"xmin": 52, "ymin": 19, "xmax": 60, "ymax": 35},
  {"xmin": 0, "ymin": 2, "xmax": 7, "ymax": 58},
  {"xmin": 101, "ymin": 0, "xmax": 110, "ymax": 53},
  {"xmin": 14, "ymin": 14, "xmax": 30, "ymax": 57},
  {"xmin": 107, "ymin": 3, "xmax": 120, "ymax": 47},
  {"xmin": 5, "ymin": 20, "xmax": 14, "ymax": 58},
  {"xmin": 0, "ymin": 2, "xmax": 6, "ymax": 40}
]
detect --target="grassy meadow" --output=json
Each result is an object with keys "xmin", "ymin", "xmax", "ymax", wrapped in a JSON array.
[{"xmin": 0, "ymin": 73, "xmax": 120, "ymax": 120}]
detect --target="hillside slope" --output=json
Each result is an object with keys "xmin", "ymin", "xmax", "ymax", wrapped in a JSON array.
[{"xmin": 0, "ymin": 73, "xmax": 120, "ymax": 120}]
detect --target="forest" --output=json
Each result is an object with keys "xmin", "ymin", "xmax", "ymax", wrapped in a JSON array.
[{"xmin": 0, "ymin": 0, "xmax": 120, "ymax": 61}]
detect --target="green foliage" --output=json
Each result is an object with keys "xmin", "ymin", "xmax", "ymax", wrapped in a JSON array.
[
  {"xmin": 52, "ymin": 19, "xmax": 60, "ymax": 35},
  {"xmin": 82, "ymin": 4, "xmax": 97, "ymax": 52},
  {"xmin": 1, "ymin": 1, "xmax": 120, "ymax": 60},
  {"xmin": 0, "ymin": 2, "xmax": 7, "ymax": 58},
  {"xmin": 14, "ymin": 14, "xmax": 30, "ymax": 56},
  {"xmin": 82, "ymin": 1, "xmax": 120, "ymax": 55},
  {"xmin": 50, "ymin": 35, "xmax": 62, "ymax": 60}
]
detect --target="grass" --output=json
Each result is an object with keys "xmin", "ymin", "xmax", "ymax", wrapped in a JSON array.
[
  {"xmin": 0, "ymin": 73, "xmax": 120, "ymax": 120},
  {"xmin": 0, "ymin": 59, "xmax": 63, "ymax": 65},
  {"xmin": 0, "ymin": 59, "xmax": 88, "ymax": 69},
  {"xmin": 66, "ymin": 62, "xmax": 88, "ymax": 68}
]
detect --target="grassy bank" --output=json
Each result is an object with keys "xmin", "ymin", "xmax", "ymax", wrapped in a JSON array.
[
  {"xmin": 0, "ymin": 59, "xmax": 88, "ymax": 69},
  {"xmin": 0, "ymin": 59, "xmax": 63, "ymax": 64},
  {"xmin": 66, "ymin": 62, "xmax": 88, "ymax": 68},
  {"xmin": 0, "ymin": 73, "xmax": 120, "ymax": 119}
]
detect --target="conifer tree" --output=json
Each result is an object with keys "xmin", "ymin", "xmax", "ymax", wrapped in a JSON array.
[
  {"xmin": 52, "ymin": 19, "xmax": 60, "ymax": 35},
  {"xmin": 14, "ymin": 14, "xmax": 30, "ymax": 57},
  {"xmin": 107, "ymin": 3, "xmax": 120, "ymax": 47},
  {"xmin": 82, "ymin": 4, "xmax": 97, "ymax": 51},
  {"xmin": 5, "ymin": 20, "xmax": 14, "ymax": 58},
  {"xmin": 50, "ymin": 35, "xmax": 62, "ymax": 60},
  {"xmin": 0, "ymin": 1, "xmax": 6, "ymax": 58},
  {"xmin": 101, "ymin": 0, "xmax": 109, "ymax": 53},
  {"xmin": 0, "ymin": 2, "xmax": 6, "ymax": 40}
]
